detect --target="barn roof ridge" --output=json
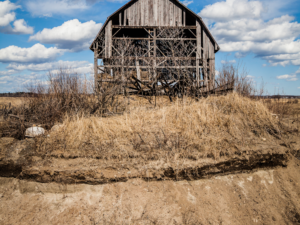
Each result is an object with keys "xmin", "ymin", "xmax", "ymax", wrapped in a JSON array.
[{"xmin": 90, "ymin": 0, "xmax": 219, "ymax": 51}]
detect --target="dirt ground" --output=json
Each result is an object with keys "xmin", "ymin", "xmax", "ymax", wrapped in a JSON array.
[{"xmin": 0, "ymin": 157, "xmax": 299, "ymax": 225}]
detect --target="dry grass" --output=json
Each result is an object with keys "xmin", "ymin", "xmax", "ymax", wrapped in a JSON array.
[
  {"xmin": 263, "ymin": 98, "xmax": 300, "ymax": 117},
  {"xmin": 0, "ymin": 97, "xmax": 26, "ymax": 108},
  {"xmin": 38, "ymin": 93, "xmax": 281, "ymax": 161}
]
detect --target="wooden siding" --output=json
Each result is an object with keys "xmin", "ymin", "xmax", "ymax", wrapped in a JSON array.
[{"xmin": 119, "ymin": 0, "xmax": 184, "ymax": 27}]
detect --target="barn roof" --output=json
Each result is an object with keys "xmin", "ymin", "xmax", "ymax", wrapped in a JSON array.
[{"xmin": 90, "ymin": 0, "xmax": 220, "ymax": 52}]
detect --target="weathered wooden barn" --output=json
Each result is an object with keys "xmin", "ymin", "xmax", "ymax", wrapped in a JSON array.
[{"xmin": 90, "ymin": 0, "xmax": 221, "ymax": 96}]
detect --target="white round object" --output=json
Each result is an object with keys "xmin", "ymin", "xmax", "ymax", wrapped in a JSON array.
[{"xmin": 25, "ymin": 127, "xmax": 45, "ymax": 137}]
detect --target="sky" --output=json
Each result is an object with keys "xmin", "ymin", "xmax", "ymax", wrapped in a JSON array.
[{"xmin": 0, "ymin": 0, "xmax": 300, "ymax": 95}]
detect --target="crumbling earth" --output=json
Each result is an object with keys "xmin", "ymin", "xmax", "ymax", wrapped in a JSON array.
[{"xmin": 0, "ymin": 135, "xmax": 300, "ymax": 224}]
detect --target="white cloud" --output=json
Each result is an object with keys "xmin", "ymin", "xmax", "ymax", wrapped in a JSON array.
[
  {"xmin": 0, "ymin": 1, "xmax": 34, "ymax": 34},
  {"xmin": 199, "ymin": 0, "xmax": 300, "ymax": 66},
  {"xmin": 29, "ymin": 19, "xmax": 102, "ymax": 52},
  {"xmin": 221, "ymin": 59, "xmax": 236, "ymax": 64},
  {"xmin": 11, "ymin": 19, "xmax": 34, "ymax": 34},
  {"xmin": 276, "ymin": 74, "xmax": 298, "ymax": 81},
  {"xmin": 0, "ymin": 0, "xmax": 20, "ymax": 27},
  {"xmin": 0, "ymin": 44, "xmax": 65, "ymax": 63},
  {"xmin": 296, "ymin": 68, "xmax": 300, "ymax": 74},
  {"xmin": 1, "ymin": 19, "xmax": 34, "ymax": 34},
  {"xmin": 7, "ymin": 60, "xmax": 93, "ymax": 74},
  {"xmin": 0, "ymin": 69, "xmax": 18, "ymax": 76},
  {"xmin": 200, "ymin": 0, "xmax": 263, "ymax": 22},
  {"xmin": 24, "ymin": 0, "xmax": 89, "ymax": 17},
  {"xmin": 181, "ymin": 0, "xmax": 193, "ymax": 6}
]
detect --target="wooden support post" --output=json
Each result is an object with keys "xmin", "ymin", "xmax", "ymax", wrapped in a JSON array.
[
  {"xmin": 196, "ymin": 21, "xmax": 202, "ymax": 88},
  {"xmin": 148, "ymin": 29, "xmax": 151, "ymax": 80},
  {"xmin": 153, "ymin": 28, "xmax": 157, "ymax": 79},
  {"xmin": 136, "ymin": 59, "xmax": 141, "ymax": 80},
  {"xmin": 204, "ymin": 61, "xmax": 208, "ymax": 92},
  {"xmin": 121, "ymin": 50, "xmax": 125, "ymax": 82},
  {"xmin": 210, "ymin": 58, "xmax": 215, "ymax": 90},
  {"xmin": 94, "ymin": 50, "xmax": 98, "ymax": 93}
]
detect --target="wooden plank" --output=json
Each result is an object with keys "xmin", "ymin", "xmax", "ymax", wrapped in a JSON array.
[
  {"xmin": 211, "ymin": 58, "xmax": 215, "ymax": 89},
  {"xmin": 179, "ymin": 7, "xmax": 182, "ymax": 26},
  {"xmin": 94, "ymin": 50, "xmax": 98, "ymax": 93},
  {"xmin": 127, "ymin": 6, "xmax": 131, "ymax": 26},
  {"xmin": 105, "ymin": 26, "xmax": 108, "ymax": 58},
  {"xmin": 123, "ymin": 9, "xmax": 127, "ymax": 26},
  {"xmin": 164, "ymin": 0, "xmax": 167, "ymax": 25},
  {"xmin": 183, "ymin": 9, "xmax": 186, "ymax": 26},
  {"xmin": 145, "ymin": 0, "xmax": 148, "ymax": 26},
  {"xmin": 112, "ymin": 25, "xmax": 197, "ymax": 29},
  {"xmin": 170, "ymin": 1, "xmax": 173, "ymax": 26},
  {"xmin": 149, "ymin": 0, "xmax": 153, "ymax": 26},
  {"xmin": 153, "ymin": 28, "xmax": 157, "ymax": 78},
  {"xmin": 138, "ymin": 0, "xmax": 141, "ymax": 26},
  {"xmin": 119, "ymin": 13, "xmax": 122, "ymax": 26},
  {"xmin": 134, "ymin": 1, "xmax": 137, "ymax": 26},
  {"xmin": 136, "ymin": 59, "xmax": 141, "ymax": 80},
  {"xmin": 176, "ymin": 5, "xmax": 179, "ymax": 26},
  {"xmin": 196, "ymin": 20, "xmax": 202, "ymax": 59},
  {"xmin": 106, "ymin": 20, "xmax": 112, "ymax": 58},
  {"xmin": 113, "ymin": 37, "xmax": 196, "ymax": 40},
  {"xmin": 154, "ymin": 0, "xmax": 158, "ymax": 26},
  {"xmin": 141, "ymin": 0, "xmax": 144, "ymax": 26},
  {"xmin": 103, "ymin": 65, "xmax": 201, "ymax": 69}
]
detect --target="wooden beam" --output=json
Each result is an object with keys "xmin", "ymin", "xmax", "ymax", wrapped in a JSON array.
[
  {"xmin": 112, "ymin": 25, "xmax": 197, "ymax": 29},
  {"xmin": 103, "ymin": 65, "xmax": 202, "ymax": 69},
  {"xmin": 153, "ymin": 27, "xmax": 157, "ymax": 79},
  {"xmin": 112, "ymin": 37, "xmax": 196, "ymax": 40},
  {"xmin": 136, "ymin": 59, "xmax": 141, "ymax": 80},
  {"xmin": 94, "ymin": 50, "xmax": 98, "ymax": 93}
]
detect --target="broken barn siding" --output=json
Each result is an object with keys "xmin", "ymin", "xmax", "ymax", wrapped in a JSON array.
[{"xmin": 91, "ymin": 0, "xmax": 220, "ymax": 95}]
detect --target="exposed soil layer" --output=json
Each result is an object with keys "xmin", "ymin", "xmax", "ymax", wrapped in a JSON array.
[
  {"xmin": 0, "ymin": 136, "xmax": 294, "ymax": 185},
  {"xmin": 1, "ymin": 157, "xmax": 300, "ymax": 225}
]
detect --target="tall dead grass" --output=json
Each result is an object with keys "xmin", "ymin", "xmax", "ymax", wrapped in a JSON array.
[{"xmin": 39, "ymin": 93, "xmax": 280, "ymax": 161}]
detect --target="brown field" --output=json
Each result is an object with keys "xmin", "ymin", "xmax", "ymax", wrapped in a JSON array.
[{"xmin": 0, "ymin": 97, "xmax": 27, "ymax": 108}]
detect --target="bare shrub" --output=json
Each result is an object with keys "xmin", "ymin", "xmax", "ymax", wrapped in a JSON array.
[
  {"xmin": 216, "ymin": 63, "xmax": 255, "ymax": 97},
  {"xmin": 0, "ymin": 67, "xmax": 125, "ymax": 139}
]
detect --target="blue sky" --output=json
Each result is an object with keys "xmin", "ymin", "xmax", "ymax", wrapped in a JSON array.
[{"xmin": 0, "ymin": 0, "xmax": 300, "ymax": 95}]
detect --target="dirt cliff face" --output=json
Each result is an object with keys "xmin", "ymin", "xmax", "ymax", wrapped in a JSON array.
[{"xmin": 0, "ymin": 157, "xmax": 300, "ymax": 225}]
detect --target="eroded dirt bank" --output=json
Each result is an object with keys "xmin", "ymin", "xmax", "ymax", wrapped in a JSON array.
[{"xmin": 1, "ymin": 157, "xmax": 300, "ymax": 225}]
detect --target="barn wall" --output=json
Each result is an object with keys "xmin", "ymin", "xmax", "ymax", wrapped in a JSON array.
[{"xmin": 117, "ymin": 0, "xmax": 186, "ymax": 27}]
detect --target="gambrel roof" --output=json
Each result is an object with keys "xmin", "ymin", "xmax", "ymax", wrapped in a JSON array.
[{"xmin": 90, "ymin": 0, "xmax": 219, "ymax": 52}]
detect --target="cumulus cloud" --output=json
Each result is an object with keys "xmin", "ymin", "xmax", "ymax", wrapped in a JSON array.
[
  {"xmin": 6, "ymin": 60, "xmax": 93, "ymax": 74},
  {"xmin": 0, "ymin": 0, "xmax": 20, "ymax": 27},
  {"xmin": 276, "ymin": 74, "xmax": 298, "ymax": 81},
  {"xmin": 1, "ymin": 19, "xmax": 34, "ymax": 34},
  {"xmin": 199, "ymin": 0, "xmax": 300, "ymax": 66},
  {"xmin": 29, "ymin": 19, "xmax": 102, "ymax": 52},
  {"xmin": 200, "ymin": 0, "xmax": 263, "ymax": 22},
  {"xmin": 0, "ymin": 44, "xmax": 65, "ymax": 64},
  {"xmin": 0, "ymin": 0, "xmax": 34, "ymax": 34}
]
